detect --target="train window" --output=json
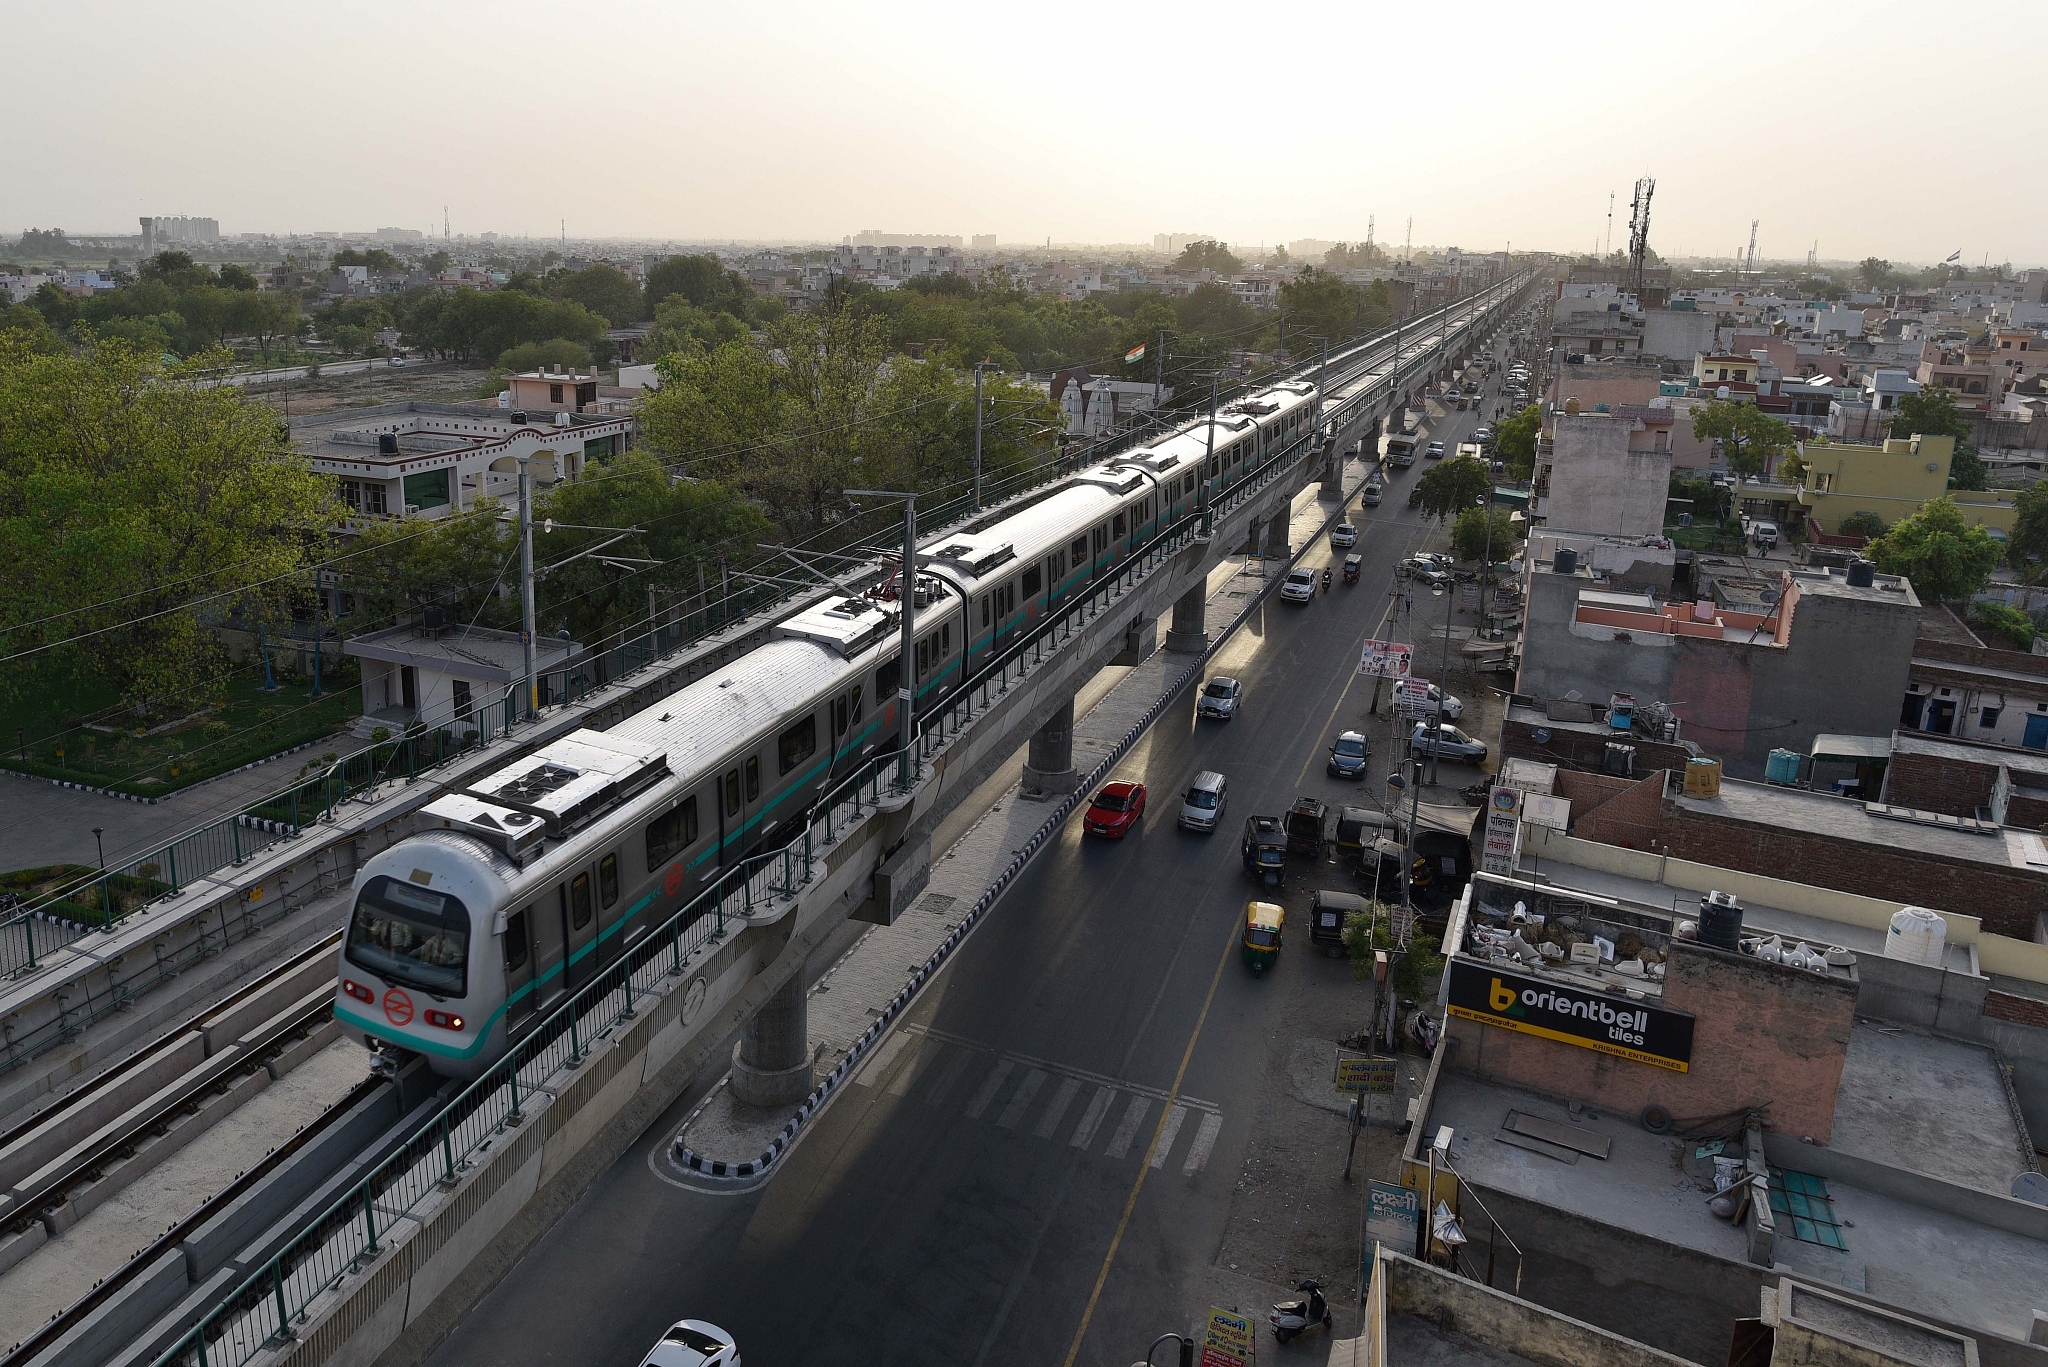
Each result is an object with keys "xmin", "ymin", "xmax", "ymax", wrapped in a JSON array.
[
  {"xmin": 1023, "ymin": 565, "xmax": 1041, "ymax": 596},
  {"xmin": 875, "ymin": 655, "xmax": 901, "ymax": 704},
  {"xmin": 1113, "ymin": 512, "xmax": 1126, "ymax": 538},
  {"xmin": 1070, "ymin": 536, "xmax": 1087, "ymax": 562},
  {"xmin": 569, "ymin": 873, "xmax": 592, "ymax": 931},
  {"xmin": 779, "ymin": 716, "xmax": 817, "ymax": 774},
  {"xmin": 598, "ymin": 854, "xmax": 618, "ymax": 908},
  {"xmin": 980, "ymin": 594, "xmax": 991, "ymax": 628},
  {"xmin": 502, "ymin": 909, "xmax": 530, "ymax": 972},
  {"xmin": 346, "ymin": 876, "xmax": 469, "ymax": 997},
  {"xmin": 724, "ymin": 769, "xmax": 741, "ymax": 817},
  {"xmin": 645, "ymin": 798, "xmax": 699, "ymax": 871},
  {"xmin": 745, "ymin": 756, "xmax": 760, "ymax": 801}
]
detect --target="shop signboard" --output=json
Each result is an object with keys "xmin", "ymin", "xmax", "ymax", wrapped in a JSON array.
[
  {"xmin": 1480, "ymin": 786, "xmax": 1520, "ymax": 875},
  {"xmin": 1445, "ymin": 959, "xmax": 1696, "ymax": 1071},
  {"xmin": 1200, "ymin": 1306, "xmax": 1254, "ymax": 1367}
]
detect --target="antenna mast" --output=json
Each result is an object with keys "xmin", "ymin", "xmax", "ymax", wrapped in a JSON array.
[
  {"xmin": 1626, "ymin": 176, "xmax": 1655, "ymax": 302},
  {"xmin": 1744, "ymin": 220, "xmax": 1759, "ymax": 281},
  {"xmin": 1606, "ymin": 191, "xmax": 1615, "ymax": 257}
]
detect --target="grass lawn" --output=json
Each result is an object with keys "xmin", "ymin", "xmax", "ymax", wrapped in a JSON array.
[
  {"xmin": 0, "ymin": 666, "xmax": 360, "ymax": 799},
  {"xmin": 0, "ymin": 863, "xmax": 171, "ymax": 923},
  {"xmin": 1664, "ymin": 521, "xmax": 1749, "ymax": 554}
]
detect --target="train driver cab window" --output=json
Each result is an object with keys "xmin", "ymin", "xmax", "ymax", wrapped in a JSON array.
[
  {"xmin": 502, "ymin": 908, "xmax": 530, "ymax": 972},
  {"xmin": 1023, "ymin": 565, "xmax": 1042, "ymax": 596},
  {"xmin": 598, "ymin": 854, "xmax": 619, "ymax": 909},
  {"xmin": 346, "ymin": 876, "xmax": 469, "ymax": 997},
  {"xmin": 745, "ymin": 756, "xmax": 760, "ymax": 801},
  {"xmin": 568, "ymin": 873, "xmax": 592, "ymax": 930},
  {"xmin": 779, "ymin": 716, "xmax": 817, "ymax": 774},
  {"xmin": 645, "ymin": 798, "xmax": 699, "ymax": 871},
  {"xmin": 723, "ymin": 768, "xmax": 741, "ymax": 817}
]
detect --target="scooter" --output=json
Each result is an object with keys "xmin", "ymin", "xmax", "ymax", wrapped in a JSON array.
[{"xmin": 1269, "ymin": 1278, "xmax": 1332, "ymax": 1343}]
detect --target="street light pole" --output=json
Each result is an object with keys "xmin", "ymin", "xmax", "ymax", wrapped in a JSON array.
[
  {"xmin": 92, "ymin": 827, "xmax": 105, "ymax": 872},
  {"xmin": 848, "ymin": 489, "xmax": 920, "ymax": 789},
  {"xmin": 1429, "ymin": 581, "xmax": 1455, "ymax": 786}
]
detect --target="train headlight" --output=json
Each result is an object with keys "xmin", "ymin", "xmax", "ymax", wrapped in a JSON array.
[
  {"xmin": 342, "ymin": 979, "xmax": 374, "ymax": 1003},
  {"xmin": 424, "ymin": 1009, "xmax": 465, "ymax": 1031}
]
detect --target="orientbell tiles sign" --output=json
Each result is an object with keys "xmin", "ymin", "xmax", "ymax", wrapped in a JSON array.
[{"xmin": 1445, "ymin": 959, "xmax": 1695, "ymax": 1072}]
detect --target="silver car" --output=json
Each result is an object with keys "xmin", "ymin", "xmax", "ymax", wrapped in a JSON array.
[
  {"xmin": 1197, "ymin": 676, "xmax": 1243, "ymax": 721},
  {"xmin": 1410, "ymin": 722, "xmax": 1487, "ymax": 765},
  {"xmin": 639, "ymin": 1322, "xmax": 740, "ymax": 1367}
]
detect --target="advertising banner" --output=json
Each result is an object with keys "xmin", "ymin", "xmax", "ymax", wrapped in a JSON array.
[
  {"xmin": 1444, "ymin": 959, "xmax": 1695, "ymax": 1071},
  {"xmin": 1200, "ymin": 1306, "xmax": 1254, "ymax": 1367},
  {"xmin": 1359, "ymin": 639, "xmax": 1414, "ymax": 679},
  {"xmin": 1480, "ymin": 786, "xmax": 1520, "ymax": 875},
  {"xmin": 1335, "ymin": 1056, "xmax": 1399, "ymax": 1095}
]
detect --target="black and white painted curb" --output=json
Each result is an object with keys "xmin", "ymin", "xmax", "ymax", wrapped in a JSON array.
[{"xmin": 672, "ymin": 478, "xmax": 1359, "ymax": 1185}]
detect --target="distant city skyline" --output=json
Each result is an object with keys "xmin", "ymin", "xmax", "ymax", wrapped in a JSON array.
[{"xmin": 6, "ymin": 0, "xmax": 2036, "ymax": 269}]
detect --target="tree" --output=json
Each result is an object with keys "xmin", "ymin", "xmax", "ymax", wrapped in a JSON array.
[
  {"xmin": 1867, "ymin": 497, "xmax": 2001, "ymax": 602},
  {"xmin": 551, "ymin": 264, "xmax": 645, "ymax": 327},
  {"xmin": 1494, "ymin": 403, "xmax": 1541, "ymax": 480},
  {"xmin": 216, "ymin": 263, "xmax": 260, "ymax": 291},
  {"xmin": 1452, "ymin": 506, "xmax": 1519, "ymax": 565},
  {"xmin": 0, "ymin": 335, "xmax": 341, "ymax": 714},
  {"xmin": 1858, "ymin": 257, "xmax": 1893, "ymax": 290},
  {"xmin": 1836, "ymin": 511, "xmax": 1888, "ymax": 540},
  {"xmin": 495, "ymin": 338, "xmax": 591, "ymax": 374},
  {"xmin": 1171, "ymin": 240, "xmax": 1243, "ymax": 276},
  {"xmin": 1414, "ymin": 457, "xmax": 1490, "ymax": 525},
  {"xmin": 1277, "ymin": 268, "xmax": 1385, "ymax": 350},
  {"xmin": 332, "ymin": 247, "xmax": 402, "ymax": 273},
  {"xmin": 1690, "ymin": 400, "xmax": 1795, "ymax": 477},
  {"xmin": 140, "ymin": 250, "xmax": 197, "ymax": 283},
  {"xmin": 645, "ymin": 254, "xmax": 751, "ymax": 318},
  {"xmin": 15, "ymin": 228, "xmax": 75, "ymax": 260},
  {"xmin": 642, "ymin": 295, "xmax": 749, "ymax": 361},
  {"xmin": 1322, "ymin": 241, "xmax": 1386, "ymax": 270},
  {"xmin": 1268, "ymin": 245, "xmax": 1289, "ymax": 267},
  {"xmin": 2006, "ymin": 483, "xmax": 2048, "ymax": 582},
  {"xmin": 1669, "ymin": 473, "xmax": 1732, "ymax": 525}
]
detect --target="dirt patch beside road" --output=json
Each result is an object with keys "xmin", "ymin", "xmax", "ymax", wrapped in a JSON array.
[{"xmin": 245, "ymin": 360, "xmax": 495, "ymax": 415}]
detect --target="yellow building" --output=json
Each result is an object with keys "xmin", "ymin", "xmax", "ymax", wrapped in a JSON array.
[{"xmin": 1794, "ymin": 434, "xmax": 2018, "ymax": 539}]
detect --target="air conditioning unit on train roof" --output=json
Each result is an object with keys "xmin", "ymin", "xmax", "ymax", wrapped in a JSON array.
[
  {"xmin": 422, "ymin": 792, "xmax": 548, "ymax": 864},
  {"xmin": 924, "ymin": 540, "xmax": 1017, "ymax": 579},
  {"xmin": 775, "ymin": 596, "xmax": 900, "ymax": 657},
  {"xmin": 456, "ymin": 730, "xmax": 668, "ymax": 840},
  {"xmin": 1076, "ymin": 468, "xmax": 1146, "ymax": 496}
]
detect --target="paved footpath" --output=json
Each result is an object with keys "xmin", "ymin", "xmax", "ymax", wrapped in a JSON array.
[
  {"xmin": 0, "ymin": 731, "xmax": 366, "ymax": 873},
  {"xmin": 670, "ymin": 460, "xmax": 1388, "ymax": 1175}
]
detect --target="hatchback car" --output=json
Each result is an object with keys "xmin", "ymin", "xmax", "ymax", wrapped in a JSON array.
[
  {"xmin": 1330, "ymin": 523, "xmax": 1359, "ymax": 548},
  {"xmin": 1410, "ymin": 723, "xmax": 1488, "ymax": 765},
  {"xmin": 1279, "ymin": 568, "xmax": 1317, "ymax": 603},
  {"xmin": 639, "ymin": 1322, "xmax": 740, "ymax": 1367},
  {"xmin": 1196, "ymin": 675, "xmax": 1243, "ymax": 721},
  {"xmin": 1326, "ymin": 730, "xmax": 1371, "ymax": 779},
  {"xmin": 1084, "ymin": 781, "xmax": 1147, "ymax": 837},
  {"xmin": 1471, "ymin": 426, "xmax": 1493, "ymax": 445},
  {"xmin": 1425, "ymin": 440, "xmax": 1446, "ymax": 459},
  {"xmin": 1422, "ymin": 684, "xmax": 1463, "ymax": 720},
  {"xmin": 1360, "ymin": 484, "xmax": 1382, "ymax": 507}
]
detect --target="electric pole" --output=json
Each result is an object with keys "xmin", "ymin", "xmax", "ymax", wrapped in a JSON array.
[
  {"xmin": 848, "ymin": 490, "xmax": 920, "ymax": 788},
  {"xmin": 972, "ymin": 361, "xmax": 986, "ymax": 513},
  {"xmin": 517, "ymin": 453, "xmax": 537, "ymax": 720},
  {"xmin": 1153, "ymin": 329, "xmax": 1165, "ymax": 411}
]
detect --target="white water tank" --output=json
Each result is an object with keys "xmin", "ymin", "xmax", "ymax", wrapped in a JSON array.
[{"xmin": 1883, "ymin": 907, "xmax": 1948, "ymax": 967}]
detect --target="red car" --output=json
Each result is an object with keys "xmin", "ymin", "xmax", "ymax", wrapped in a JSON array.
[{"xmin": 1083, "ymin": 781, "xmax": 1147, "ymax": 838}]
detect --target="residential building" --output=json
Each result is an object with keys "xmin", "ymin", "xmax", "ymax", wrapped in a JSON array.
[
  {"xmin": 1533, "ymin": 405, "xmax": 1675, "ymax": 536},
  {"xmin": 1692, "ymin": 352, "xmax": 1761, "ymax": 390},
  {"xmin": 1515, "ymin": 533, "xmax": 1922, "ymax": 779},
  {"xmin": 139, "ymin": 215, "xmax": 219, "ymax": 252},
  {"xmin": 1793, "ymin": 434, "xmax": 2021, "ymax": 538},
  {"xmin": 1914, "ymin": 338, "xmax": 1999, "ymax": 408},
  {"xmin": 1552, "ymin": 302, "xmax": 1644, "ymax": 358},
  {"xmin": 344, "ymin": 622, "xmax": 583, "ymax": 738},
  {"xmin": 1229, "ymin": 272, "xmax": 1280, "ymax": 310},
  {"xmin": 1866, "ymin": 367, "xmax": 1920, "ymax": 414},
  {"xmin": 506, "ymin": 367, "xmax": 602, "ymax": 415},
  {"xmin": 292, "ymin": 402, "xmax": 632, "ymax": 522}
]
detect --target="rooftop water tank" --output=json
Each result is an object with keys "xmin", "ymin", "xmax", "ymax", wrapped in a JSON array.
[
  {"xmin": 1699, "ymin": 891, "xmax": 1743, "ymax": 952},
  {"xmin": 1553, "ymin": 547, "xmax": 1579, "ymax": 575},
  {"xmin": 1883, "ymin": 907, "xmax": 1947, "ymax": 967},
  {"xmin": 377, "ymin": 432, "xmax": 399, "ymax": 456},
  {"xmin": 1765, "ymin": 748, "xmax": 1801, "ymax": 785},
  {"xmin": 1846, "ymin": 560, "xmax": 1876, "ymax": 588}
]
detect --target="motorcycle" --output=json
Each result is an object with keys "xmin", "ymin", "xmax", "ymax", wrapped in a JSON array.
[
  {"xmin": 1269, "ymin": 1278, "xmax": 1333, "ymax": 1343},
  {"xmin": 1321, "ymin": 568, "xmax": 1332, "ymax": 596}
]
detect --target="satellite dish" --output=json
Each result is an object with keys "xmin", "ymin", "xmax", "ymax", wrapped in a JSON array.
[{"xmin": 1761, "ymin": 588, "xmax": 1780, "ymax": 603}]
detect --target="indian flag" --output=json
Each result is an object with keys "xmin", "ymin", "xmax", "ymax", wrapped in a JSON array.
[{"xmin": 1124, "ymin": 343, "xmax": 1146, "ymax": 364}]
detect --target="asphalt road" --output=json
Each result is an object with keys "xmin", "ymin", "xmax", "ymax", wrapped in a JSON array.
[{"xmin": 423, "ymin": 349, "xmax": 1516, "ymax": 1367}]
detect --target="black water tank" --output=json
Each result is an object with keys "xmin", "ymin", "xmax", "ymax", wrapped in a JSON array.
[
  {"xmin": 1699, "ymin": 893, "xmax": 1744, "ymax": 951},
  {"xmin": 377, "ymin": 432, "xmax": 399, "ymax": 456},
  {"xmin": 1846, "ymin": 559, "xmax": 1876, "ymax": 588},
  {"xmin": 1554, "ymin": 547, "xmax": 1579, "ymax": 575},
  {"xmin": 510, "ymin": 410, "xmax": 529, "ymax": 425}
]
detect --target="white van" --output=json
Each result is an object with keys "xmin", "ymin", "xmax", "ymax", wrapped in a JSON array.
[{"xmin": 1178, "ymin": 771, "xmax": 1228, "ymax": 832}]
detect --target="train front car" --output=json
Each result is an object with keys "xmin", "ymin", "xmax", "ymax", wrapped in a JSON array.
[{"xmin": 334, "ymin": 832, "xmax": 515, "ymax": 1081}]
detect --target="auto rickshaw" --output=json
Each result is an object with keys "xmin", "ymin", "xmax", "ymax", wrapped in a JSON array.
[
  {"xmin": 1242, "ymin": 814, "xmax": 1288, "ymax": 888},
  {"xmin": 1243, "ymin": 900, "xmax": 1284, "ymax": 972},
  {"xmin": 1309, "ymin": 889, "xmax": 1368, "ymax": 959},
  {"xmin": 1342, "ymin": 554, "xmax": 1362, "ymax": 585},
  {"xmin": 1364, "ymin": 837, "xmax": 1409, "ymax": 904},
  {"xmin": 1335, "ymin": 806, "xmax": 1404, "ymax": 870},
  {"xmin": 1285, "ymin": 797, "xmax": 1329, "ymax": 857}
]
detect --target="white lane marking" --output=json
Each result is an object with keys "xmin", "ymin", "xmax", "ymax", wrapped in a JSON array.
[
  {"xmin": 1034, "ymin": 1078, "xmax": 1082, "ymax": 1140},
  {"xmin": 1070, "ymin": 1087, "xmax": 1115, "ymax": 1149},
  {"xmin": 1105, "ymin": 1096, "xmax": 1150, "ymax": 1159},
  {"xmin": 886, "ymin": 1040, "xmax": 930, "ymax": 1097},
  {"xmin": 997, "ymin": 1069, "xmax": 1047, "ymax": 1130},
  {"xmin": 1182, "ymin": 1112, "xmax": 1223, "ymax": 1176},
  {"xmin": 853, "ymin": 1029, "xmax": 914, "ymax": 1087},
  {"xmin": 923, "ymin": 1047, "xmax": 975, "ymax": 1106},
  {"xmin": 965, "ymin": 1059, "xmax": 1014, "ymax": 1120},
  {"xmin": 1148, "ymin": 1105, "xmax": 1188, "ymax": 1169}
]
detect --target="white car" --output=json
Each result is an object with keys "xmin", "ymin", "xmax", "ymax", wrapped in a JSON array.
[
  {"xmin": 1423, "ymin": 684, "xmax": 1463, "ymax": 720},
  {"xmin": 1279, "ymin": 568, "xmax": 1317, "ymax": 603},
  {"xmin": 639, "ymin": 1322, "xmax": 739, "ymax": 1367},
  {"xmin": 1331, "ymin": 523, "xmax": 1359, "ymax": 548},
  {"xmin": 1197, "ymin": 676, "xmax": 1244, "ymax": 720},
  {"xmin": 1426, "ymin": 441, "xmax": 1446, "ymax": 459}
]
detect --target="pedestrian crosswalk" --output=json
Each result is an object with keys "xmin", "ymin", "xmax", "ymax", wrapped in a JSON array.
[{"xmin": 852, "ymin": 1025, "xmax": 1224, "ymax": 1175}]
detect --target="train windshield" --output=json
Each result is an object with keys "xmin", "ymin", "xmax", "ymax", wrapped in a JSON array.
[{"xmin": 346, "ymin": 876, "xmax": 470, "ymax": 997}]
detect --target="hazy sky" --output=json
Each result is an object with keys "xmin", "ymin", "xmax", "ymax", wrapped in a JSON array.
[{"xmin": 10, "ymin": 0, "xmax": 2036, "ymax": 266}]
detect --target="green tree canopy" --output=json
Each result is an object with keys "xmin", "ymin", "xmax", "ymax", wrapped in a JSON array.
[
  {"xmin": 550, "ymin": 264, "xmax": 645, "ymax": 327},
  {"xmin": 2005, "ymin": 483, "xmax": 2048, "ymax": 582},
  {"xmin": 645, "ymin": 254, "xmax": 752, "ymax": 318},
  {"xmin": 1172, "ymin": 240, "xmax": 1243, "ymax": 276},
  {"xmin": 332, "ymin": 247, "xmax": 402, "ymax": 272},
  {"xmin": 1867, "ymin": 496, "xmax": 2001, "ymax": 603},
  {"xmin": 1277, "ymin": 268, "xmax": 1389, "ymax": 351},
  {"xmin": 643, "ymin": 295, "xmax": 750, "ymax": 360},
  {"xmin": 1836, "ymin": 511, "xmax": 1888, "ymax": 539},
  {"xmin": 1414, "ymin": 457, "xmax": 1491, "ymax": 525},
  {"xmin": 495, "ymin": 338, "xmax": 592, "ymax": 374},
  {"xmin": 1888, "ymin": 386, "xmax": 1981, "ymax": 489},
  {"xmin": 0, "ymin": 335, "xmax": 341, "ymax": 713},
  {"xmin": 1858, "ymin": 257, "xmax": 1893, "ymax": 290},
  {"xmin": 1451, "ymin": 506, "xmax": 1520, "ymax": 564},
  {"xmin": 1494, "ymin": 403, "xmax": 1541, "ymax": 480},
  {"xmin": 1689, "ymin": 400, "xmax": 1795, "ymax": 476}
]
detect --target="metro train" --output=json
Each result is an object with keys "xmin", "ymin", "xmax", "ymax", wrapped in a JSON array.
[{"xmin": 334, "ymin": 378, "xmax": 1332, "ymax": 1079}]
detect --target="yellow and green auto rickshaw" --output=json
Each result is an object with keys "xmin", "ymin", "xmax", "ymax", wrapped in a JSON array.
[{"xmin": 1243, "ymin": 900, "xmax": 1284, "ymax": 973}]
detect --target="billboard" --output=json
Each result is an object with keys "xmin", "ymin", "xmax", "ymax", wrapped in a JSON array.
[{"xmin": 1444, "ymin": 959, "xmax": 1695, "ymax": 1071}]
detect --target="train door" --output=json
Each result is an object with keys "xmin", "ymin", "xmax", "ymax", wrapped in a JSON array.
[
  {"xmin": 560, "ymin": 871, "xmax": 597, "ymax": 991},
  {"xmin": 740, "ymin": 752, "xmax": 764, "ymax": 853},
  {"xmin": 1113, "ymin": 510, "xmax": 1128, "ymax": 555},
  {"xmin": 593, "ymin": 852, "xmax": 622, "ymax": 967},
  {"xmin": 715, "ymin": 761, "xmax": 743, "ymax": 867},
  {"xmin": 502, "ymin": 906, "xmax": 538, "ymax": 1030}
]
